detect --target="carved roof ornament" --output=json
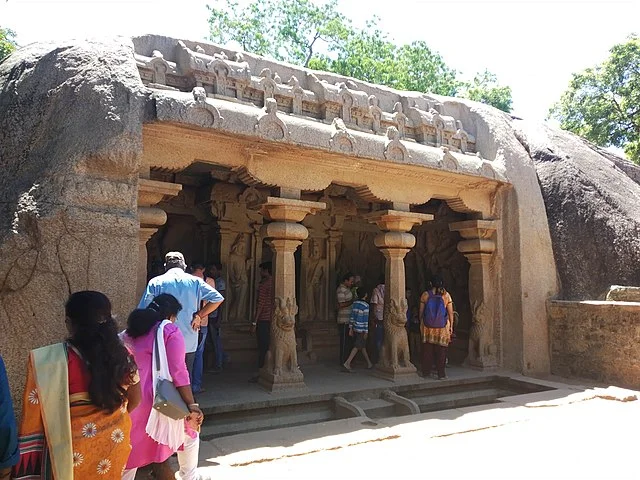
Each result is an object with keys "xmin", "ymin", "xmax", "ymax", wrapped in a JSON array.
[
  {"xmin": 259, "ymin": 68, "xmax": 277, "ymax": 106},
  {"xmin": 384, "ymin": 126, "xmax": 409, "ymax": 162},
  {"xmin": 195, "ymin": 45, "xmax": 205, "ymax": 53},
  {"xmin": 368, "ymin": 95, "xmax": 383, "ymax": 134},
  {"xmin": 180, "ymin": 86, "xmax": 224, "ymax": 128},
  {"xmin": 145, "ymin": 50, "xmax": 174, "ymax": 86},
  {"xmin": 440, "ymin": 147, "xmax": 460, "ymax": 171},
  {"xmin": 330, "ymin": 118, "xmax": 356, "ymax": 154},
  {"xmin": 479, "ymin": 161, "xmax": 497, "ymax": 179},
  {"xmin": 338, "ymin": 83, "xmax": 354, "ymax": 123},
  {"xmin": 452, "ymin": 120, "xmax": 475, "ymax": 154},
  {"xmin": 288, "ymin": 75, "xmax": 304, "ymax": 115},
  {"xmin": 392, "ymin": 102, "xmax": 408, "ymax": 138},
  {"xmin": 256, "ymin": 97, "xmax": 290, "ymax": 141}
]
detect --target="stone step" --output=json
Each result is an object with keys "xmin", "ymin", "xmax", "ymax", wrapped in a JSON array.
[
  {"xmin": 411, "ymin": 388, "xmax": 499, "ymax": 412},
  {"xmin": 351, "ymin": 398, "xmax": 397, "ymax": 419},
  {"xmin": 201, "ymin": 401, "xmax": 335, "ymax": 440}
]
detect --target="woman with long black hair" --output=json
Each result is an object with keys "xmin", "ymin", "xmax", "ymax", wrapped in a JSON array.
[{"xmin": 13, "ymin": 291, "xmax": 141, "ymax": 480}]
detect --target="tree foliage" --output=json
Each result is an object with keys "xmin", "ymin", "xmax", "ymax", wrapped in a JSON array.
[
  {"xmin": 459, "ymin": 69, "xmax": 512, "ymax": 113},
  {"xmin": 550, "ymin": 35, "xmax": 640, "ymax": 164},
  {"xmin": 0, "ymin": 27, "xmax": 17, "ymax": 63},
  {"xmin": 207, "ymin": 0, "xmax": 512, "ymax": 111}
]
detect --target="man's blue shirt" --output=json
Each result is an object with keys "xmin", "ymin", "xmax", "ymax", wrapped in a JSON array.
[{"xmin": 138, "ymin": 268, "xmax": 224, "ymax": 352}]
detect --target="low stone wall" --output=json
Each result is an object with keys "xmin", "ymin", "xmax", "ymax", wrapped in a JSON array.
[{"xmin": 548, "ymin": 300, "xmax": 640, "ymax": 389}]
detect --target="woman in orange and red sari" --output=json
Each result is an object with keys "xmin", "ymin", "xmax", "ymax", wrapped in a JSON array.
[{"xmin": 13, "ymin": 291, "xmax": 141, "ymax": 479}]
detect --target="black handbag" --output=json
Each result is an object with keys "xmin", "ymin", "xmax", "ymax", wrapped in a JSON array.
[{"xmin": 152, "ymin": 324, "xmax": 190, "ymax": 420}]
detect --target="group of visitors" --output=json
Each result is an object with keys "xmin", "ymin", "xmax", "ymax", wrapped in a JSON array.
[
  {"xmin": 337, "ymin": 272, "xmax": 455, "ymax": 379},
  {"xmin": 2, "ymin": 251, "xmax": 224, "ymax": 480}
]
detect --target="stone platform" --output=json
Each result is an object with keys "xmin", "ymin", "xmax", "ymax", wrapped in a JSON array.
[
  {"xmin": 194, "ymin": 363, "xmax": 554, "ymax": 440},
  {"xmin": 196, "ymin": 362, "xmax": 489, "ymax": 412}
]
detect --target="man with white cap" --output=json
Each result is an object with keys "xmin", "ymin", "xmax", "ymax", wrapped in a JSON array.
[{"xmin": 138, "ymin": 252, "xmax": 224, "ymax": 377}]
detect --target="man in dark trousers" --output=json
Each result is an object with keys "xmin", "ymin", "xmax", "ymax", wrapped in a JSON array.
[{"xmin": 249, "ymin": 262, "xmax": 273, "ymax": 383}]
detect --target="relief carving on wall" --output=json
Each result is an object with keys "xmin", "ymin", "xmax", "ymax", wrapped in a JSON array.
[
  {"xmin": 227, "ymin": 233, "xmax": 251, "ymax": 322},
  {"xmin": 302, "ymin": 238, "xmax": 325, "ymax": 322}
]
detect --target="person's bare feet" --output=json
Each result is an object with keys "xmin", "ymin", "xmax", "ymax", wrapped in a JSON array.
[{"xmin": 342, "ymin": 363, "xmax": 352, "ymax": 372}]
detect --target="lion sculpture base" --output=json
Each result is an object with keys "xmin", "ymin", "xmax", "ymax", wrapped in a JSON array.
[{"xmin": 259, "ymin": 296, "xmax": 307, "ymax": 392}]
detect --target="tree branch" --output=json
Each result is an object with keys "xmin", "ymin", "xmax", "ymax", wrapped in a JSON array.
[{"xmin": 304, "ymin": 31, "xmax": 321, "ymax": 67}]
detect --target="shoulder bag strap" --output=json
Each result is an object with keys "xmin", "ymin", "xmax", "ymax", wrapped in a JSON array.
[{"xmin": 154, "ymin": 324, "xmax": 161, "ymax": 373}]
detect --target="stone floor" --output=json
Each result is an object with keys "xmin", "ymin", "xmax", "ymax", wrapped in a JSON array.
[
  {"xmin": 193, "ymin": 373, "xmax": 639, "ymax": 480},
  {"xmin": 139, "ymin": 366, "xmax": 639, "ymax": 479}
]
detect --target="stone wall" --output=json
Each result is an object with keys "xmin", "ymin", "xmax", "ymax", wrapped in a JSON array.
[
  {"xmin": 548, "ymin": 300, "xmax": 640, "ymax": 389},
  {"xmin": 0, "ymin": 38, "xmax": 146, "ymax": 409}
]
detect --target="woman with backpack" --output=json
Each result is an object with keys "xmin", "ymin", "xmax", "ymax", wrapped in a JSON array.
[{"xmin": 419, "ymin": 276, "xmax": 455, "ymax": 380}]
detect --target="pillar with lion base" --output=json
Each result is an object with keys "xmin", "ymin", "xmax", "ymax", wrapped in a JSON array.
[
  {"xmin": 258, "ymin": 194, "xmax": 326, "ymax": 391},
  {"xmin": 366, "ymin": 208, "xmax": 433, "ymax": 382},
  {"xmin": 449, "ymin": 219, "xmax": 499, "ymax": 369}
]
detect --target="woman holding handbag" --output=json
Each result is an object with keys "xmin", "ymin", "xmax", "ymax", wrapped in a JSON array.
[{"xmin": 121, "ymin": 294, "xmax": 205, "ymax": 480}]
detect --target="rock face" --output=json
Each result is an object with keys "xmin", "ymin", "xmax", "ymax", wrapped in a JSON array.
[
  {"xmin": 515, "ymin": 122, "xmax": 640, "ymax": 300},
  {"xmin": 0, "ymin": 38, "xmax": 147, "ymax": 408}
]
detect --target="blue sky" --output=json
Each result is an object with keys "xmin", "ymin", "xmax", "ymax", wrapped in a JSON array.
[{"xmin": 2, "ymin": 0, "xmax": 638, "ymax": 122}]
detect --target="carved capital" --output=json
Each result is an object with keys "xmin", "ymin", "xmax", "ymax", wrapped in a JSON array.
[
  {"xmin": 138, "ymin": 206, "xmax": 167, "ymax": 228},
  {"xmin": 261, "ymin": 222, "xmax": 309, "ymax": 243},
  {"xmin": 365, "ymin": 210, "xmax": 433, "ymax": 233},
  {"xmin": 450, "ymin": 219, "xmax": 498, "ymax": 256},
  {"xmin": 260, "ymin": 196, "xmax": 326, "ymax": 223},
  {"xmin": 374, "ymin": 232, "xmax": 416, "ymax": 250},
  {"xmin": 138, "ymin": 178, "xmax": 182, "ymax": 207}
]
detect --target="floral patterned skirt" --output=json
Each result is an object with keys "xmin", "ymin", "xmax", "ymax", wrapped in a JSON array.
[{"xmin": 13, "ymin": 344, "xmax": 132, "ymax": 480}]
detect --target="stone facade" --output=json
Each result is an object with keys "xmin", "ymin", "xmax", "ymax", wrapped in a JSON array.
[
  {"xmin": 548, "ymin": 300, "xmax": 640, "ymax": 389},
  {"xmin": 1, "ymin": 33, "xmax": 574, "ymax": 402}
]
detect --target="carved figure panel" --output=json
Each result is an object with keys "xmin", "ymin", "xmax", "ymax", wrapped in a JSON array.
[
  {"xmin": 302, "ymin": 238, "xmax": 326, "ymax": 322},
  {"xmin": 227, "ymin": 233, "xmax": 251, "ymax": 322}
]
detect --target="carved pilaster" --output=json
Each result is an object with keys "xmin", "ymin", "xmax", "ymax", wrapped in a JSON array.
[
  {"xmin": 366, "ymin": 210, "xmax": 433, "ymax": 381},
  {"xmin": 450, "ymin": 220, "xmax": 499, "ymax": 369},
  {"xmin": 136, "ymin": 179, "xmax": 182, "ymax": 301},
  {"xmin": 258, "ymin": 196, "xmax": 325, "ymax": 391}
]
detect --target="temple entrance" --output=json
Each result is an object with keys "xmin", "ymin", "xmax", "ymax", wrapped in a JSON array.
[{"xmin": 144, "ymin": 168, "xmax": 471, "ymax": 370}]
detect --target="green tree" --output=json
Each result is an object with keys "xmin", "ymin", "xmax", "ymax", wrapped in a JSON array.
[
  {"xmin": 550, "ymin": 35, "xmax": 640, "ymax": 164},
  {"xmin": 459, "ymin": 70, "xmax": 512, "ymax": 113},
  {"xmin": 207, "ymin": 0, "xmax": 350, "ymax": 67},
  {"xmin": 207, "ymin": 0, "xmax": 511, "ymax": 110},
  {"xmin": 0, "ymin": 27, "xmax": 17, "ymax": 62}
]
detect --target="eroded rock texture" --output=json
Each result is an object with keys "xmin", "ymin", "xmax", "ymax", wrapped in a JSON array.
[
  {"xmin": 0, "ymin": 38, "xmax": 147, "ymax": 406},
  {"xmin": 515, "ymin": 122, "xmax": 640, "ymax": 300}
]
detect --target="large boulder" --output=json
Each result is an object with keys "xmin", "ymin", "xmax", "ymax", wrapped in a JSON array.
[
  {"xmin": 515, "ymin": 122, "xmax": 640, "ymax": 300},
  {"xmin": 0, "ymin": 38, "xmax": 147, "ymax": 408}
]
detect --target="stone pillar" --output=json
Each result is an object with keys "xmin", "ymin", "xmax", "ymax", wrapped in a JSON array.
[
  {"xmin": 450, "ymin": 220, "xmax": 499, "ymax": 369},
  {"xmin": 136, "ymin": 179, "xmax": 182, "ymax": 302},
  {"xmin": 366, "ymin": 210, "xmax": 433, "ymax": 381},
  {"xmin": 258, "ymin": 196, "xmax": 325, "ymax": 391}
]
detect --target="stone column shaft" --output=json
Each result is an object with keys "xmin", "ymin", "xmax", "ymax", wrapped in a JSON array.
[
  {"xmin": 367, "ymin": 210, "xmax": 433, "ymax": 381},
  {"xmin": 258, "ymin": 196, "xmax": 325, "ymax": 392},
  {"xmin": 450, "ymin": 220, "xmax": 499, "ymax": 369}
]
